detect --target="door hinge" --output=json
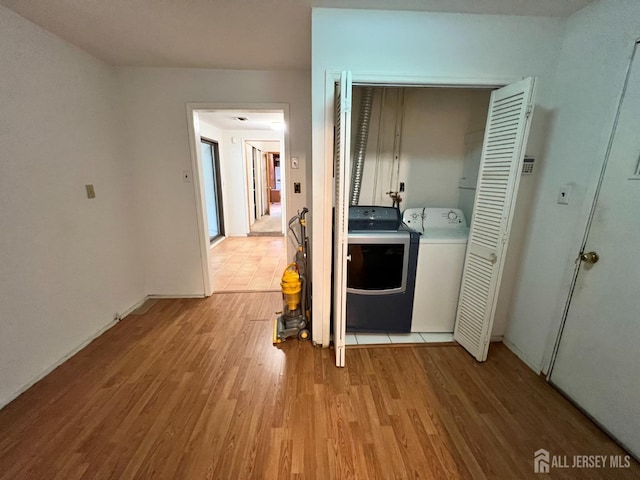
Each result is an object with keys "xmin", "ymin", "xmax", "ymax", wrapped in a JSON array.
[
  {"xmin": 342, "ymin": 97, "xmax": 351, "ymax": 113},
  {"xmin": 525, "ymin": 103, "xmax": 533, "ymax": 118}
]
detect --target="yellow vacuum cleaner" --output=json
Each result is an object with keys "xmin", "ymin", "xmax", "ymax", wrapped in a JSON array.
[{"xmin": 273, "ymin": 207, "xmax": 311, "ymax": 344}]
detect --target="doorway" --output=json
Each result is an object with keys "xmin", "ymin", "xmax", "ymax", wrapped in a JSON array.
[
  {"xmin": 547, "ymin": 40, "xmax": 640, "ymax": 459},
  {"xmin": 246, "ymin": 141, "xmax": 283, "ymax": 236},
  {"xmin": 200, "ymin": 138, "xmax": 224, "ymax": 243},
  {"xmin": 327, "ymin": 73, "xmax": 535, "ymax": 366},
  {"xmin": 186, "ymin": 103, "xmax": 291, "ymax": 296}
]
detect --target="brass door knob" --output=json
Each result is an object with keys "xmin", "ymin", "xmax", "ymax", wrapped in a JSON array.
[{"xmin": 580, "ymin": 251, "xmax": 599, "ymax": 264}]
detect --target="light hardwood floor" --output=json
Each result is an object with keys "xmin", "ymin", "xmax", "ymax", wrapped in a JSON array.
[{"xmin": 0, "ymin": 293, "xmax": 637, "ymax": 479}]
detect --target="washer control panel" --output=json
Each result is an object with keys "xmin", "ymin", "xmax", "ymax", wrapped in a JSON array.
[{"xmin": 403, "ymin": 208, "xmax": 467, "ymax": 229}]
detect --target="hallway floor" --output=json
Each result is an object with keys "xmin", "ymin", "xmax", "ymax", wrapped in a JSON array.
[
  {"xmin": 209, "ymin": 236, "xmax": 288, "ymax": 292},
  {"xmin": 250, "ymin": 202, "xmax": 282, "ymax": 235}
]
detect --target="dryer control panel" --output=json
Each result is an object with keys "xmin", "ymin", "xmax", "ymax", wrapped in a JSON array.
[{"xmin": 348, "ymin": 206, "xmax": 401, "ymax": 231}]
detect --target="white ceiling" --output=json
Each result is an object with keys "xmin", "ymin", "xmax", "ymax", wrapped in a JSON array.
[
  {"xmin": 198, "ymin": 110, "xmax": 285, "ymax": 132},
  {"xmin": 0, "ymin": 0, "xmax": 593, "ymax": 70}
]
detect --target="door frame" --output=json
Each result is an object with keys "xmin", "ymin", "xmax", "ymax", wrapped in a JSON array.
[
  {"xmin": 266, "ymin": 151, "xmax": 281, "ymax": 214},
  {"xmin": 544, "ymin": 39, "xmax": 640, "ymax": 377},
  {"xmin": 245, "ymin": 143, "xmax": 284, "ymax": 232},
  {"xmin": 246, "ymin": 144, "xmax": 259, "ymax": 226},
  {"xmin": 313, "ymin": 72, "xmax": 520, "ymax": 347},
  {"xmin": 186, "ymin": 102, "xmax": 291, "ymax": 296}
]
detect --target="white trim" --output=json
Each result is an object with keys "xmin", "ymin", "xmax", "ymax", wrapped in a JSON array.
[
  {"xmin": 147, "ymin": 293, "xmax": 207, "ymax": 299},
  {"xmin": 347, "ymin": 72, "xmax": 517, "ymax": 88},
  {"xmin": 119, "ymin": 296, "xmax": 149, "ymax": 319},
  {"xmin": 503, "ymin": 337, "xmax": 542, "ymax": 373},
  {"xmin": 0, "ymin": 291, "xmax": 210, "ymax": 409},
  {"xmin": 186, "ymin": 107, "xmax": 213, "ymax": 297},
  {"xmin": 0, "ymin": 295, "xmax": 149, "ymax": 409},
  {"xmin": 316, "ymin": 70, "xmax": 340, "ymax": 348},
  {"xmin": 186, "ymin": 102, "xmax": 291, "ymax": 297},
  {"xmin": 209, "ymin": 236, "xmax": 226, "ymax": 250},
  {"xmin": 312, "ymin": 73, "xmax": 517, "ymax": 348}
]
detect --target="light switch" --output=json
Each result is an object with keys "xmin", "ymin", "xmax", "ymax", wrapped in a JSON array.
[{"xmin": 85, "ymin": 184, "xmax": 96, "ymax": 199}]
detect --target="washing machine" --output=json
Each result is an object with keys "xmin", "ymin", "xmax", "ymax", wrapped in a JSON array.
[{"xmin": 402, "ymin": 207, "xmax": 469, "ymax": 332}]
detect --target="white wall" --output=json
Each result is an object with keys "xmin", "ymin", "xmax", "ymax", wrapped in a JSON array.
[
  {"xmin": 311, "ymin": 8, "xmax": 566, "ymax": 344},
  {"xmin": 247, "ymin": 141, "xmax": 280, "ymax": 153},
  {"xmin": 118, "ymin": 68, "xmax": 310, "ymax": 296},
  {"xmin": 354, "ymin": 87, "xmax": 491, "ymax": 210},
  {"xmin": 0, "ymin": 7, "xmax": 144, "ymax": 407},
  {"xmin": 505, "ymin": 0, "xmax": 640, "ymax": 372}
]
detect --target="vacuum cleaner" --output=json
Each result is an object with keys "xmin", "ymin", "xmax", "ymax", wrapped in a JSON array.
[{"xmin": 273, "ymin": 207, "xmax": 311, "ymax": 344}]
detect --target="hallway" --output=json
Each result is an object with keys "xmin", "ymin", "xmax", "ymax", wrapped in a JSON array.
[
  {"xmin": 249, "ymin": 202, "xmax": 282, "ymax": 235},
  {"xmin": 208, "ymin": 236, "xmax": 287, "ymax": 292}
]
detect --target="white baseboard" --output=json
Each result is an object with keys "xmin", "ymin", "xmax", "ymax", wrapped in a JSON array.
[
  {"xmin": 119, "ymin": 296, "xmax": 149, "ymax": 319},
  {"xmin": 503, "ymin": 337, "xmax": 542, "ymax": 374},
  {"xmin": 0, "ymin": 295, "xmax": 149, "ymax": 410},
  {"xmin": 490, "ymin": 335, "xmax": 504, "ymax": 342},
  {"xmin": 209, "ymin": 237, "xmax": 226, "ymax": 249},
  {"xmin": 147, "ymin": 294, "xmax": 206, "ymax": 299}
]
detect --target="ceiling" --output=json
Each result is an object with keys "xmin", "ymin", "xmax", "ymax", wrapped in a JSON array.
[
  {"xmin": 0, "ymin": 0, "xmax": 593, "ymax": 70},
  {"xmin": 198, "ymin": 110, "xmax": 285, "ymax": 132}
]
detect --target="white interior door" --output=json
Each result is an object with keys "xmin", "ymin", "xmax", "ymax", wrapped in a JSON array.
[
  {"xmin": 549, "ymin": 42, "xmax": 640, "ymax": 458},
  {"xmin": 333, "ymin": 71, "xmax": 352, "ymax": 367},
  {"xmin": 454, "ymin": 77, "xmax": 536, "ymax": 361}
]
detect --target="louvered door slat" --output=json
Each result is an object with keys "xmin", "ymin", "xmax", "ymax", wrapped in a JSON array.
[{"xmin": 454, "ymin": 77, "xmax": 536, "ymax": 362}]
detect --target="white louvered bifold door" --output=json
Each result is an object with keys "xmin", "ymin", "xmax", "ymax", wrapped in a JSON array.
[
  {"xmin": 333, "ymin": 71, "xmax": 352, "ymax": 367},
  {"xmin": 454, "ymin": 77, "xmax": 536, "ymax": 362}
]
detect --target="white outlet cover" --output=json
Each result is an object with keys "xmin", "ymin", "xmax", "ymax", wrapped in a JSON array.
[{"xmin": 557, "ymin": 184, "xmax": 572, "ymax": 205}]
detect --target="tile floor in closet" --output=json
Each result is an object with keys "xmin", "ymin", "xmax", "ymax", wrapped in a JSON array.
[{"xmin": 346, "ymin": 332, "xmax": 455, "ymax": 345}]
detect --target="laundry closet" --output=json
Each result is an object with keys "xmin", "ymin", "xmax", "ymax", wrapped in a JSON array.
[
  {"xmin": 351, "ymin": 86, "xmax": 490, "ymax": 224},
  {"xmin": 332, "ymin": 74, "xmax": 536, "ymax": 365}
]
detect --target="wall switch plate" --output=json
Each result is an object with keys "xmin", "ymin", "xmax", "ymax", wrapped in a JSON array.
[
  {"xmin": 291, "ymin": 157, "xmax": 299, "ymax": 169},
  {"xmin": 183, "ymin": 170, "xmax": 192, "ymax": 183},
  {"xmin": 557, "ymin": 184, "xmax": 572, "ymax": 205},
  {"xmin": 85, "ymin": 184, "xmax": 95, "ymax": 199},
  {"xmin": 294, "ymin": 182, "xmax": 301, "ymax": 193}
]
